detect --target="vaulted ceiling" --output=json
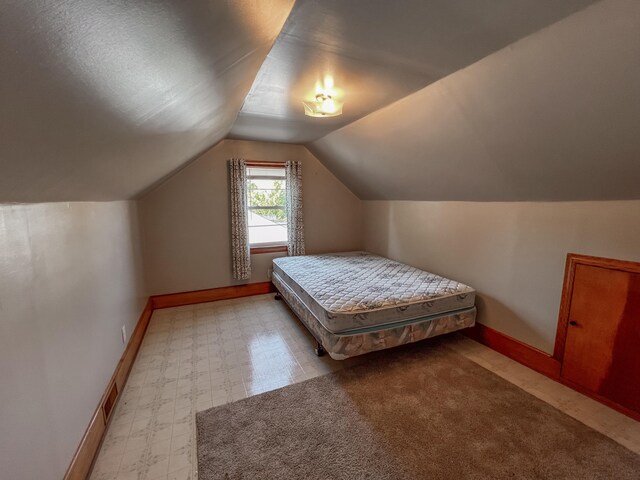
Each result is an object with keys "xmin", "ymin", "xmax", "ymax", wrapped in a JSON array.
[
  {"xmin": 0, "ymin": 0, "xmax": 294, "ymax": 202},
  {"xmin": 2, "ymin": 0, "xmax": 638, "ymax": 203},
  {"xmin": 309, "ymin": 0, "xmax": 640, "ymax": 201},
  {"xmin": 229, "ymin": 0, "xmax": 597, "ymax": 144}
]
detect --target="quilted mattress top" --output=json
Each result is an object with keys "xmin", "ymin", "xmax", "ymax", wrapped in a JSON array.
[{"xmin": 272, "ymin": 252, "xmax": 475, "ymax": 333}]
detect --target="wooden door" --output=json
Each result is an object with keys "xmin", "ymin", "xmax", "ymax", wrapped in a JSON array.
[{"xmin": 559, "ymin": 259, "xmax": 640, "ymax": 415}]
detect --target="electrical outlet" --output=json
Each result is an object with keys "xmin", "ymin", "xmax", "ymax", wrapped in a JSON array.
[
  {"xmin": 267, "ymin": 268, "xmax": 273, "ymax": 280},
  {"xmin": 121, "ymin": 325, "xmax": 127, "ymax": 344}
]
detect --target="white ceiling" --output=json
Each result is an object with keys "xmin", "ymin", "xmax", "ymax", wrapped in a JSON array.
[
  {"xmin": 229, "ymin": 0, "xmax": 598, "ymax": 144},
  {"xmin": 0, "ymin": 0, "xmax": 293, "ymax": 202},
  {"xmin": 309, "ymin": 0, "xmax": 640, "ymax": 201}
]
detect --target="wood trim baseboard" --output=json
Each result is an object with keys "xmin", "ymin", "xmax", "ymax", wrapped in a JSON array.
[
  {"xmin": 151, "ymin": 281, "xmax": 276, "ymax": 309},
  {"xmin": 64, "ymin": 408, "xmax": 106, "ymax": 480},
  {"xmin": 64, "ymin": 298, "xmax": 153, "ymax": 480},
  {"xmin": 464, "ymin": 318, "xmax": 640, "ymax": 422},
  {"xmin": 559, "ymin": 376, "xmax": 640, "ymax": 422},
  {"xmin": 463, "ymin": 322, "xmax": 561, "ymax": 380},
  {"xmin": 62, "ymin": 293, "xmax": 551, "ymax": 480},
  {"xmin": 463, "ymin": 321, "xmax": 640, "ymax": 421},
  {"xmin": 64, "ymin": 281, "xmax": 276, "ymax": 479}
]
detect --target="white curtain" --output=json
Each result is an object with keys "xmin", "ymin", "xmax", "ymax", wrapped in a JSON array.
[
  {"xmin": 229, "ymin": 159, "xmax": 251, "ymax": 279},
  {"xmin": 285, "ymin": 160, "xmax": 305, "ymax": 256}
]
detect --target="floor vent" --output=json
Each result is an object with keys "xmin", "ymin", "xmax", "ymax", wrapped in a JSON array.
[{"xmin": 102, "ymin": 382, "xmax": 118, "ymax": 423}]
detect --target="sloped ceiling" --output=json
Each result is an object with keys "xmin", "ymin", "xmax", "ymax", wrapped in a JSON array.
[
  {"xmin": 309, "ymin": 0, "xmax": 640, "ymax": 201},
  {"xmin": 229, "ymin": 0, "xmax": 597, "ymax": 144},
  {"xmin": 3, "ymin": 0, "xmax": 636, "ymax": 203},
  {"xmin": 0, "ymin": 0, "xmax": 293, "ymax": 202}
]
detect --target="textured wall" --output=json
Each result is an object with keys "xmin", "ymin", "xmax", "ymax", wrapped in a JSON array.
[
  {"xmin": 139, "ymin": 139, "xmax": 363, "ymax": 295},
  {"xmin": 0, "ymin": 201, "xmax": 147, "ymax": 479},
  {"xmin": 310, "ymin": 0, "xmax": 640, "ymax": 201},
  {"xmin": 363, "ymin": 200, "xmax": 640, "ymax": 353}
]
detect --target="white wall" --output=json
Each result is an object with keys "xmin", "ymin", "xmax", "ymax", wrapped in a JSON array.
[
  {"xmin": 363, "ymin": 200, "xmax": 640, "ymax": 353},
  {"xmin": 139, "ymin": 139, "xmax": 363, "ymax": 295},
  {"xmin": 0, "ymin": 201, "xmax": 147, "ymax": 480}
]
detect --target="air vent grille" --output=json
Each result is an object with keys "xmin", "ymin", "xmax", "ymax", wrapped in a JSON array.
[{"xmin": 102, "ymin": 382, "xmax": 118, "ymax": 423}]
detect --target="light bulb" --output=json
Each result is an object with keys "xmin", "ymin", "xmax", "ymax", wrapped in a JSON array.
[
  {"xmin": 304, "ymin": 90, "xmax": 343, "ymax": 117},
  {"xmin": 321, "ymin": 97, "xmax": 335, "ymax": 113}
]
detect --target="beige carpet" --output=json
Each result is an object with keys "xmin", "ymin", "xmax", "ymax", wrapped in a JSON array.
[{"xmin": 196, "ymin": 340, "xmax": 640, "ymax": 479}]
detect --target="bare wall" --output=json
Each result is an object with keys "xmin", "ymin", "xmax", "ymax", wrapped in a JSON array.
[
  {"xmin": 0, "ymin": 201, "xmax": 147, "ymax": 479},
  {"xmin": 363, "ymin": 200, "xmax": 640, "ymax": 354},
  {"xmin": 139, "ymin": 139, "xmax": 363, "ymax": 295}
]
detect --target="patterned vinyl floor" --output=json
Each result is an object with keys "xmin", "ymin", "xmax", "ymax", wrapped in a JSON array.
[{"xmin": 89, "ymin": 294, "xmax": 640, "ymax": 480}]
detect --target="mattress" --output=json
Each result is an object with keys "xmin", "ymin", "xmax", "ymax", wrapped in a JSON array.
[
  {"xmin": 272, "ymin": 269, "xmax": 476, "ymax": 360},
  {"xmin": 272, "ymin": 252, "xmax": 475, "ymax": 333}
]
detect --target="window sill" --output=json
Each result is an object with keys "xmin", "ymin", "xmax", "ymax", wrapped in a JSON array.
[{"xmin": 250, "ymin": 245, "xmax": 288, "ymax": 255}]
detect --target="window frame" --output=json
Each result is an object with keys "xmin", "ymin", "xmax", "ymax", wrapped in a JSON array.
[{"xmin": 245, "ymin": 161, "xmax": 288, "ymax": 255}]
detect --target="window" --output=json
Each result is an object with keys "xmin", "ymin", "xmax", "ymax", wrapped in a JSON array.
[{"xmin": 246, "ymin": 164, "xmax": 287, "ymax": 248}]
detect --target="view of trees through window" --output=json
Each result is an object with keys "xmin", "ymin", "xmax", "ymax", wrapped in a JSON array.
[
  {"xmin": 248, "ymin": 179, "xmax": 286, "ymax": 223},
  {"xmin": 246, "ymin": 165, "xmax": 288, "ymax": 245}
]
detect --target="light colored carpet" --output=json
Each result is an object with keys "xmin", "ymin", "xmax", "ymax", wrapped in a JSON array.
[{"xmin": 196, "ymin": 340, "xmax": 640, "ymax": 479}]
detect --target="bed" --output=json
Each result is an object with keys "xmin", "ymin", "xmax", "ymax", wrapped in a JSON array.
[{"xmin": 272, "ymin": 252, "xmax": 476, "ymax": 359}]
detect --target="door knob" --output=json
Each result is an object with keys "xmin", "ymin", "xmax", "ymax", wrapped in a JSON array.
[{"xmin": 569, "ymin": 320, "xmax": 578, "ymax": 326}]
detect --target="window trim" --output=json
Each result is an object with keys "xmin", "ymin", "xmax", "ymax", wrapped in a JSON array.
[
  {"xmin": 246, "ymin": 160, "xmax": 285, "ymax": 168},
  {"xmin": 250, "ymin": 245, "xmax": 288, "ymax": 255},
  {"xmin": 246, "ymin": 160, "xmax": 288, "ymax": 254}
]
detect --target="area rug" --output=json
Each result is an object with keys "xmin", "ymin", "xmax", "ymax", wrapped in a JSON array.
[{"xmin": 196, "ymin": 340, "xmax": 639, "ymax": 479}]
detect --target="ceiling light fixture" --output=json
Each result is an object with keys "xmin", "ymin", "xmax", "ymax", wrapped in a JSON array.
[{"xmin": 303, "ymin": 92, "xmax": 343, "ymax": 118}]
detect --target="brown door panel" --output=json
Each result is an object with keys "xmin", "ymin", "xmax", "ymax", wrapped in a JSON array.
[{"xmin": 561, "ymin": 263, "xmax": 640, "ymax": 412}]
